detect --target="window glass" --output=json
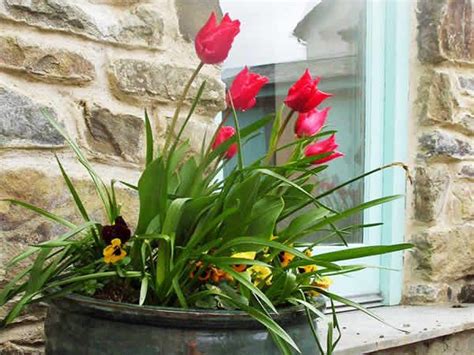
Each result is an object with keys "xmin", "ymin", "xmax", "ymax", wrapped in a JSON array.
[{"xmin": 221, "ymin": 0, "xmax": 367, "ymax": 244}]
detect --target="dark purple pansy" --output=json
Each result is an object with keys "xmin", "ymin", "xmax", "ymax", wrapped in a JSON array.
[{"xmin": 100, "ymin": 216, "xmax": 131, "ymax": 245}]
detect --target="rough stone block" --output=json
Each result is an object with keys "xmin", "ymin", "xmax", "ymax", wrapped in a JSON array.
[
  {"xmin": 0, "ymin": 1, "xmax": 163, "ymax": 49},
  {"xmin": 175, "ymin": 0, "xmax": 222, "ymax": 41},
  {"xmin": 409, "ymin": 224, "xmax": 474, "ymax": 283},
  {"xmin": 458, "ymin": 75, "xmax": 474, "ymax": 96},
  {"xmin": 0, "ymin": 85, "xmax": 64, "ymax": 147},
  {"xmin": 457, "ymin": 284, "xmax": 474, "ymax": 303},
  {"xmin": 417, "ymin": 0, "xmax": 474, "ymax": 63},
  {"xmin": 108, "ymin": 59, "xmax": 225, "ymax": 112},
  {"xmin": 413, "ymin": 166, "xmax": 450, "ymax": 222},
  {"xmin": 418, "ymin": 70, "xmax": 456, "ymax": 124},
  {"xmin": 451, "ymin": 181, "xmax": 474, "ymax": 220},
  {"xmin": 459, "ymin": 164, "xmax": 474, "ymax": 180},
  {"xmin": 81, "ymin": 102, "xmax": 144, "ymax": 163},
  {"xmin": 404, "ymin": 283, "xmax": 451, "ymax": 303},
  {"xmin": 0, "ymin": 36, "xmax": 95, "ymax": 85},
  {"xmin": 419, "ymin": 130, "xmax": 473, "ymax": 160}
]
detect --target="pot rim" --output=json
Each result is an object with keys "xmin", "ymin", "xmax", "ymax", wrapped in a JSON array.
[{"xmin": 49, "ymin": 294, "xmax": 325, "ymax": 330}]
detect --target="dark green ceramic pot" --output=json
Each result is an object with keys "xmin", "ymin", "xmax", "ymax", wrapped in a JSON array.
[{"xmin": 45, "ymin": 295, "xmax": 324, "ymax": 355}]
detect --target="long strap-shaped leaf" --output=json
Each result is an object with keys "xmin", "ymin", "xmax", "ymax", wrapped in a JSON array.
[
  {"xmin": 7, "ymin": 221, "xmax": 96, "ymax": 267},
  {"xmin": 41, "ymin": 109, "xmax": 114, "ymax": 223}
]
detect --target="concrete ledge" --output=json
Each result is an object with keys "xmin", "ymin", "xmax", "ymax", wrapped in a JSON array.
[{"xmin": 317, "ymin": 304, "xmax": 474, "ymax": 354}]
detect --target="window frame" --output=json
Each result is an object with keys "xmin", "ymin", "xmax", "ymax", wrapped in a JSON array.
[{"xmin": 366, "ymin": 0, "xmax": 411, "ymax": 306}]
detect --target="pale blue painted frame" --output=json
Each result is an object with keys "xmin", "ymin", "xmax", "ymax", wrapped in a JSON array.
[{"xmin": 365, "ymin": 0, "xmax": 411, "ymax": 305}]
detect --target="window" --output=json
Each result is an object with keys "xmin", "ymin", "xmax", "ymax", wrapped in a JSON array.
[{"xmin": 220, "ymin": 0, "xmax": 409, "ymax": 306}]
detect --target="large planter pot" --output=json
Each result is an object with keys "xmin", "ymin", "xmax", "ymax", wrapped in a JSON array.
[{"xmin": 45, "ymin": 294, "xmax": 325, "ymax": 355}]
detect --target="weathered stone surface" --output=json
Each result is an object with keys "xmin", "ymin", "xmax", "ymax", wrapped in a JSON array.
[
  {"xmin": 418, "ymin": 70, "xmax": 456, "ymax": 124},
  {"xmin": 175, "ymin": 0, "xmax": 222, "ymax": 41},
  {"xmin": 109, "ymin": 59, "xmax": 225, "ymax": 111},
  {"xmin": 0, "ymin": 86, "xmax": 64, "ymax": 147},
  {"xmin": 451, "ymin": 181, "xmax": 474, "ymax": 220},
  {"xmin": 111, "ymin": 5, "xmax": 164, "ymax": 48},
  {"xmin": 417, "ymin": 0, "xmax": 474, "ymax": 63},
  {"xmin": 409, "ymin": 224, "xmax": 474, "ymax": 283},
  {"xmin": 458, "ymin": 284, "xmax": 474, "ymax": 303},
  {"xmin": 372, "ymin": 330, "xmax": 474, "ymax": 355},
  {"xmin": 458, "ymin": 113, "xmax": 474, "ymax": 135},
  {"xmin": 403, "ymin": 283, "xmax": 451, "ymax": 304},
  {"xmin": 81, "ymin": 102, "xmax": 144, "ymax": 162},
  {"xmin": 419, "ymin": 130, "xmax": 473, "ymax": 160},
  {"xmin": 459, "ymin": 164, "xmax": 474, "ymax": 179},
  {"xmin": 89, "ymin": 0, "xmax": 143, "ymax": 5},
  {"xmin": 458, "ymin": 75, "xmax": 474, "ymax": 96},
  {"xmin": 1, "ymin": 1, "xmax": 163, "ymax": 49},
  {"xmin": 413, "ymin": 166, "xmax": 450, "ymax": 222},
  {"xmin": 0, "ymin": 36, "xmax": 95, "ymax": 85}
]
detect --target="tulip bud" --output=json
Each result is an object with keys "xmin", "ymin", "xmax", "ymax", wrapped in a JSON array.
[
  {"xmin": 304, "ymin": 134, "xmax": 344, "ymax": 165},
  {"xmin": 195, "ymin": 12, "xmax": 240, "ymax": 64},
  {"xmin": 227, "ymin": 67, "xmax": 269, "ymax": 111},
  {"xmin": 212, "ymin": 126, "xmax": 238, "ymax": 159},
  {"xmin": 285, "ymin": 69, "xmax": 332, "ymax": 113},
  {"xmin": 294, "ymin": 107, "xmax": 330, "ymax": 138}
]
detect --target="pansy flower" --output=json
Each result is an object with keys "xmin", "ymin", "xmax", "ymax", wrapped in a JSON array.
[{"xmin": 103, "ymin": 238, "xmax": 127, "ymax": 264}]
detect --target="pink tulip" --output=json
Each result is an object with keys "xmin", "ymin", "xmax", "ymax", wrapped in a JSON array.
[
  {"xmin": 304, "ymin": 134, "xmax": 344, "ymax": 165},
  {"xmin": 284, "ymin": 69, "xmax": 332, "ymax": 113},
  {"xmin": 195, "ymin": 12, "xmax": 240, "ymax": 64},
  {"xmin": 212, "ymin": 126, "xmax": 237, "ymax": 159},
  {"xmin": 227, "ymin": 67, "xmax": 269, "ymax": 111},
  {"xmin": 294, "ymin": 107, "xmax": 330, "ymax": 138}
]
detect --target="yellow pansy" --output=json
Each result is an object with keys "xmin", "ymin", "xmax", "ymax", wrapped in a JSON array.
[
  {"xmin": 279, "ymin": 251, "xmax": 295, "ymax": 267},
  {"xmin": 103, "ymin": 238, "xmax": 127, "ymax": 264},
  {"xmin": 247, "ymin": 265, "xmax": 272, "ymax": 286},
  {"xmin": 231, "ymin": 251, "xmax": 256, "ymax": 272},
  {"xmin": 298, "ymin": 249, "xmax": 318, "ymax": 274},
  {"xmin": 309, "ymin": 276, "xmax": 332, "ymax": 297}
]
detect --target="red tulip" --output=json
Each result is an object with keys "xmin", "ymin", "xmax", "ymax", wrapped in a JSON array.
[
  {"xmin": 304, "ymin": 134, "xmax": 344, "ymax": 165},
  {"xmin": 212, "ymin": 126, "xmax": 237, "ymax": 159},
  {"xmin": 195, "ymin": 12, "xmax": 240, "ymax": 64},
  {"xmin": 285, "ymin": 69, "xmax": 332, "ymax": 113},
  {"xmin": 227, "ymin": 67, "xmax": 269, "ymax": 111},
  {"xmin": 294, "ymin": 107, "xmax": 330, "ymax": 138}
]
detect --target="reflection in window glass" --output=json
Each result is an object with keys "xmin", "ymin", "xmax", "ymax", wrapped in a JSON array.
[{"xmin": 221, "ymin": 0, "xmax": 366, "ymax": 244}]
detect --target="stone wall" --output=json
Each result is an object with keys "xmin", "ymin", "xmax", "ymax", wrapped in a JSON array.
[
  {"xmin": 403, "ymin": 0, "xmax": 474, "ymax": 304},
  {"xmin": 371, "ymin": 330, "xmax": 474, "ymax": 355},
  {"xmin": 0, "ymin": 0, "xmax": 223, "ymax": 353}
]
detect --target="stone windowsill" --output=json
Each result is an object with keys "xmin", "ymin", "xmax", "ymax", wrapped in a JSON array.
[{"xmin": 317, "ymin": 304, "xmax": 474, "ymax": 354}]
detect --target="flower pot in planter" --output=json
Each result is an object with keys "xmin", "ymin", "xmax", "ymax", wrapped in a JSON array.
[{"xmin": 45, "ymin": 294, "xmax": 325, "ymax": 355}]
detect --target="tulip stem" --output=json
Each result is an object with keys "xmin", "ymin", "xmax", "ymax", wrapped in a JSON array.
[
  {"xmin": 228, "ymin": 95, "xmax": 244, "ymax": 172},
  {"xmin": 265, "ymin": 109, "xmax": 295, "ymax": 165},
  {"xmin": 277, "ymin": 109, "xmax": 295, "ymax": 142},
  {"xmin": 164, "ymin": 61, "xmax": 205, "ymax": 155}
]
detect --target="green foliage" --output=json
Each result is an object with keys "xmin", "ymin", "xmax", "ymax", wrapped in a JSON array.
[{"xmin": 1, "ymin": 68, "xmax": 413, "ymax": 355}]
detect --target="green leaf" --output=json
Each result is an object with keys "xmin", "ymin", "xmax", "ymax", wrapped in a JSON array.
[
  {"xmin": 136, "ymin": 157, "xmax": 167, "ymax": 234},
  {"xmin": 41, "ymin": 109, "xmax": 114, "ymax": 223},
  {"xmin": 2, "ymin": 199, "xmax": 76, "ymax": 229},
  {"xmin": 311, "ymin": 243, "xmax": 413, "ymax": 262},
  {"xmin": 313, "ymin": 288, "xmax": 408, "ymax": 333},
  {"xmin": 144, "ymin": 109, "xmax": 154, "ymax": 166},
  {"xmin": 139, "ymin": 276, "xmax": 148, "ymax": 306},
  {"xmin": 219, "ymin": 265, "xmax": 277, "ymax": 313},
  {"xmin": 286, "ymin": 195, "xmax": 404, "ymax": 243},
  {"xmin": 7, "ymin": 221, "xmax": 96, "ymax": 267},
  {"xmin": 55, "ymin": 156, "xmax": 90, "ymax": 222}
]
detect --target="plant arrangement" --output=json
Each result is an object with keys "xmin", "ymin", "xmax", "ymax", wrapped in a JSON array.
[{"xmin": 0, "ymin": 12, "xmax": 412, "ymax": 355}]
